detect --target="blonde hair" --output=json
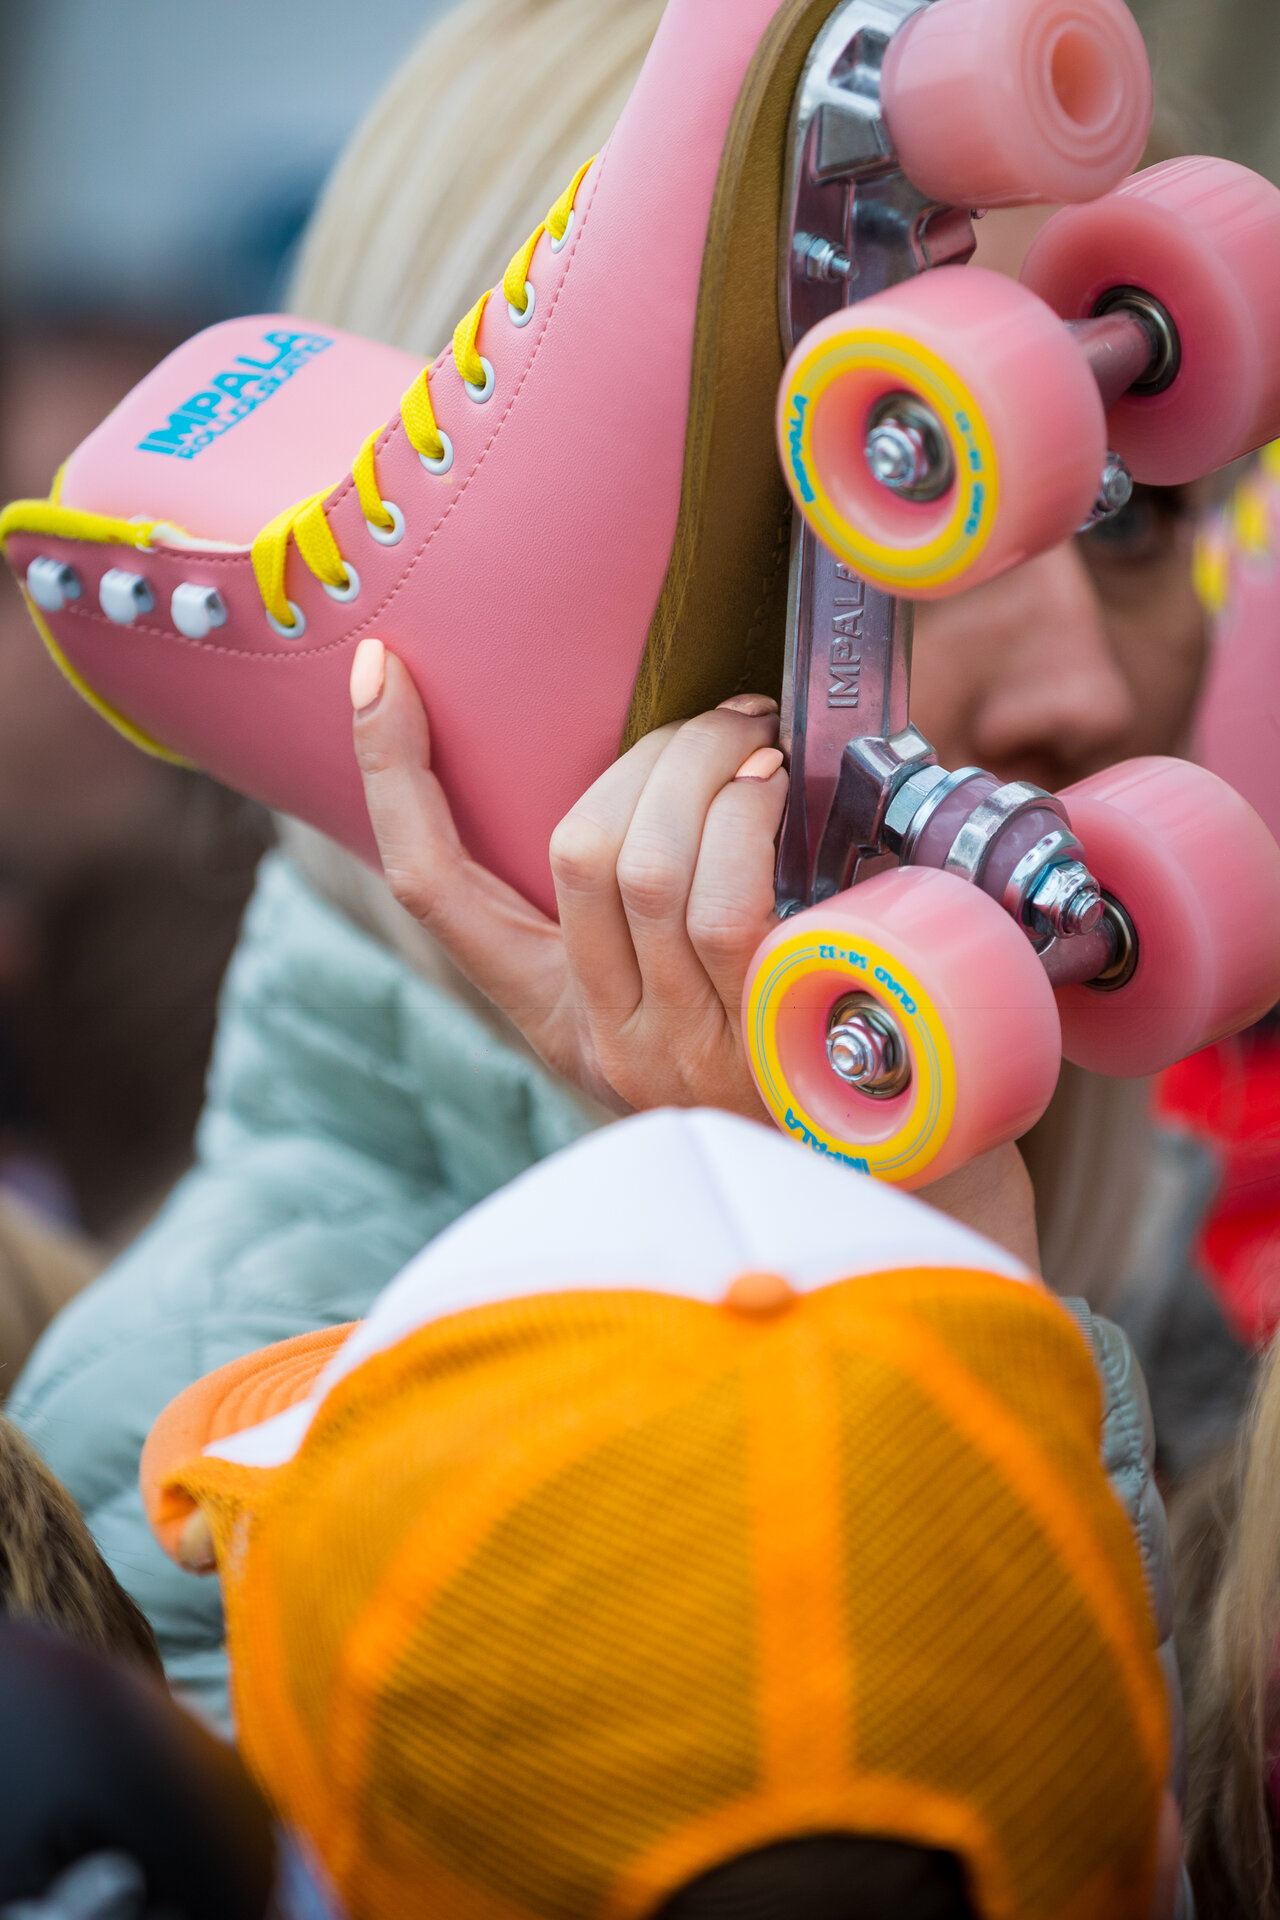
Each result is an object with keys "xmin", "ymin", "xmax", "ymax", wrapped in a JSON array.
[
  {"xmin": 288, "ymin": 0, "xmax": 1188, "ymax": 1303},
  {"xmin": 0, "ymin": 1415, "xmax": 163, "ymax": 1675},
  {"xmin": 291, "ymin": 0, "xmax": 666, "ymax": 360},
  {"xmin": 1179, "ymin": 1339, "xmax": 1280, "ymax": 1916}
]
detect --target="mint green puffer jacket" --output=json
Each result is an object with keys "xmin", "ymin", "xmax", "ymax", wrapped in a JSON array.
[{"xmin": 9, "ymin": 853, "xmax": 596, "ymax": 1729}]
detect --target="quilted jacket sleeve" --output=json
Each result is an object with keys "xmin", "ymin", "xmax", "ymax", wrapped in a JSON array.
[{"xmin": 7, "ymin": 855, "xmax": 597, "ymax": 1731}]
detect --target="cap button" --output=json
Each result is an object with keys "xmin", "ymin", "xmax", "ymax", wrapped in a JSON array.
[{"xmin": 723, "ymin": 1271, "xmax": 796, "ymax": 1317}]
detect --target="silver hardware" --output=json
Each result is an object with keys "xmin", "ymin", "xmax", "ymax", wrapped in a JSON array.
[
  {"xmin": 892, "ymin": 766, "xmax": 987, "ymax": 863},
  {"xmin": 1079, "ymin": 451, "xmax": 1133, "ymax": 531},
  {"xmin": 322, "ymin": 562, "xmax": 362, "ymax": 604},
  {"xmin": 464, "ymin": 356, "xmax": 496, "ymax": 404},
  {"xmin": 812, "ymin": 725, "xmax": 936, "ymax": 901},
  {"xmin": 549, "ymin": 208, "xmax": 576, "ymax": 254},
  {"xmin": 1001, "ymin": 824, "xmax": 1080, "ymax": 922},
  {"xmin": 774, "ymin": 533, "xmax": 917, "ymax": 912},
  {"xmin": 1025, "ymin": 858, "xmax": 1104, "ymax": 937},
  {"xmin": 825, "ymin": 993, "xmax": 911, "ymax": 1096},
  {"xmin": 170, "ymin": 582, "xmax": 227, "ymax": 640},
  {"xmin": 883, "ymin": 762, "xmax": 950, "ymax": 844},
  {"xmin": 794, "ymin": 230, "xmax": 853, "ymax": 283},
  {"xmin": 98, "ymin": 569, "xmax": 154, "ymax": 624},
  {"xmin": 943, "ymin": 781, "xmax": 1068, "ymax": 886},
  {"xmin": 25, "ymin": 557, "xmax": 82, "ymax": 613},
  {"xmin": 779, "ymin": 0, "xmax": 955, "ymax": 358},
  {"xmin": 1067, "ymin": 306, "xmax": 1160, "ymax": 411},
  {"xmin": 864, "ymin": 393, "xmax": 954, "ymax": 501},
  {"xmin": 265, "ymin": 599, "xmax": 307, "ymax": 639},
  {"xmin": 775, "ymin": 0, "xmax": 973, "ymax": 919},
  {"xmin": 420, "ymin": 430, "xmax": 455, "ymax": 476},
  {"xmin": 1090, "ymin": 286, "xmax": 1182, "ymax": 397},
  {"xmin": 1086, "ymin": 893, "xmax": 1139, "ymax": 991},
  {"xmin": 366, "ymin": 499, "xmax": 406, "ymax": 546},
  {"xmin": 507, "ymin": 281, "xmax": 537, "ymax": 327}
]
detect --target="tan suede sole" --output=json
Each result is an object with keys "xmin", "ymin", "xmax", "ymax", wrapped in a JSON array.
[{"xmin": 622, "ymin": 0, "xmax": 849, "ymax": 749}]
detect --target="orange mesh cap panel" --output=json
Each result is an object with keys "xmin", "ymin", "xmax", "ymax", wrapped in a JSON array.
[
  {"xmin": 140, "ymin": 1322, "xmax": 354, "ymax": 1557},
  {"xmin": 166, "ymin": 1273, "xmax": 1168, "ymax": 1920}
]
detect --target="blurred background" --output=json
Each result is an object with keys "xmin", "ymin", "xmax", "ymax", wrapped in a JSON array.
[
  {"xmin": 1127, "ymin": 0, "xmax": 1280, "ymax": 187},
  {"xmin": 0, "ymin": 0, "xmax": 1275, "ymax": 1347}
]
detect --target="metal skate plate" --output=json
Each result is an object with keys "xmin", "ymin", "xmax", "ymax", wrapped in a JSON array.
[{"xmin": 774, "ymin": 0, "xmax": 976, "ymax": 914}]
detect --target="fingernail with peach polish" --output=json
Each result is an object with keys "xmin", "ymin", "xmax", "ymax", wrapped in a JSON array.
[
  {"xmin": 350, "ymin": 637, "xmax": 386, "ymax": 714},
  {"xmin": 734, "ymin": 747, "xmax": 785, "ymax": 782},
  {"xmin": 718, "ymin": 693, "xmax": 779, "ymax": 717}
]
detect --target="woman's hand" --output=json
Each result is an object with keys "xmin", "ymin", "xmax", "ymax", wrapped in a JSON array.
[
  {"xmin": 349, "ymin": 638, "xmax": 1042, "ymax": 1271},
  {"xmin": 350, "ymin": 638, "xmax": 786, "ymax": 1118}
]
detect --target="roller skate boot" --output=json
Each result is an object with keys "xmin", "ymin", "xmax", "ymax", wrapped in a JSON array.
[{"xmin": 8, "ymin": 0, "xmax": 1280, "ymax": 1186}]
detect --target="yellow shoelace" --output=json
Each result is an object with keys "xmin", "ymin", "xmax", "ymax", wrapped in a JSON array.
[{"xmin": 251, "ymin": 156, "xmax": 595, "ymax": 631}]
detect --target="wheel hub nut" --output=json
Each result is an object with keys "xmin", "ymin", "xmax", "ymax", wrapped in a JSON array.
[
  {"xmin": 1027, "ymin": 859, "xmax": 1104, "ymax": 938},
  {"xmin": 825, "ymin": 996, "xmax": 911, "ymax": 1098},
  {"xmin": 867, "ymin": 422, "xmax": 929, "ymax": 489},
  {"xmin": 864, "ymin": 394, "xmax": 954, "ymax": 503}
]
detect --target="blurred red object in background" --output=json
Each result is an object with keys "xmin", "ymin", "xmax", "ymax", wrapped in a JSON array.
[{"xmin": 1160, "ymin": 1019, "xmax": 1280, "ymax": 1345}]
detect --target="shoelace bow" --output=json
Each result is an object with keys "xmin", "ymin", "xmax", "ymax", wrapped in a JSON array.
[{"xmin": 251, "ymin": 156, "xmax": 595, "ymax": 630}]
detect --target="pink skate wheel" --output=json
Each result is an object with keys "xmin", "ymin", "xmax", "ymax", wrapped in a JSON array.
[
  {"xmin": 1022, "ymin": 158, "xmax": 1280, "ymax": 484},
  {"xmin": 742, "ymin": 865, "xmax": 1061, "ymax": 1188},
  {"xmin": 1057, "ymin": 757, "xmax": 1280, "ymax": 1076},
  {"xmin": 778, "ymin": 266, "xmax": 1105, "ymax": 598},
  {"xmin": 881, "ymin": 0, "xmax": 1151, "ymax": 208}
]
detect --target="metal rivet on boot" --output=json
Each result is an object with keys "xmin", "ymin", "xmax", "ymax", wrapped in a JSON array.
[
  {"xmin": 25, "ymin": 557, "xmax": 83, "ymax": 613},
  {"xmin": 171, "ymin": 583, "xmax": 228, "ymax": 640},
  {"xmin": 99, "ymin": 569, "xmax": 155, "ymax": 624}
]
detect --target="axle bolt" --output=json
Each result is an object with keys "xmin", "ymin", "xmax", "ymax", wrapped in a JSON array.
[
  {"xmin": 1079, "ymin": 451, "xmax": 1134, "ymax": 530},
  {"xmin": 867, "ymin": 422, "xmax": 929, "ymax": 489},
  {"xmin": 825, "ymin": 996, "xmax": 911, "ymax": 1098},
  {"xmin": 794, "ymin": 230, "xmax": 853, "ymax": 283},
  {"xmin": 864, "ymin": 394, "xmax": 954, "ymax": 503}
]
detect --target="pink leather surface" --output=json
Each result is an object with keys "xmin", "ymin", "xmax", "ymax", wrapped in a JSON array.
[
  {"xmin": 60, "ymin": 320, "xmax": 424, "ymax": 545},
  {"xmin": 20, "ymin": 0, "xmax": 789, "ymax": 918}
]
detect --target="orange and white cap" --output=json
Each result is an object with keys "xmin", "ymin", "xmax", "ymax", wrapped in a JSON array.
[{"xmin": 141, "ymin": 1110, "xmax": 1167, "ymax": 1920}]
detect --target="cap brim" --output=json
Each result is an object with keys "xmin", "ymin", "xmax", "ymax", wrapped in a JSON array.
[{"xmin": 141, "ymin": 1323, "xmax": 355, "ymax": 1559}]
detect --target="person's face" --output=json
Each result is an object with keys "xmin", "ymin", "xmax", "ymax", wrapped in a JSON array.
[{"xmin": 910, "ymin": 484, "xmax": 1208, "ymax": 791}]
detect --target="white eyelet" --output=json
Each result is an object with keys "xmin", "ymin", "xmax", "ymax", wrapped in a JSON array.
[
  {"xmin": 549, "ymin": 209, "xmax": 575, "ymax": 253},
  {"xmin": 464, "ymin": 356, "xmax": 496, "ymax": 404},
  {"xmin": 266, "ymin": 601, "xmax": 307, "ymax": 640},
  {"xmin": 323, "ymin": 563, "xmax": 361, "ymax": 604},
  {"xmin": 420, "ymin": 431, "xmax": 455, "ymax": 477},
  {"xmin": 365, "ymin": 500, "xmax": 406, "ymax": 546},
  {"xmin": 507, "ymin": 282, "xmax": 537, "ymax": 328}
]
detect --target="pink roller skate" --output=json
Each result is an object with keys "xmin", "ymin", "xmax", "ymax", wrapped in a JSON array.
[
  {"xmin": 6, "ymin": 0, "xmax": 1280, "ymax": 1188},
  {"xmin": 748, "ymin": 6, "xmax": 1280, "ymax": 1183}
]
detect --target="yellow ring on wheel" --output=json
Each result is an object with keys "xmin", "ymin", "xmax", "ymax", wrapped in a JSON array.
[
  {"xmin": 781, "ymin": 326, "xmax": 1000, "ymax": 593},
  {"xmin": 747, "ymin": 924, "xmax": 958, "ymax": 1184}
]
